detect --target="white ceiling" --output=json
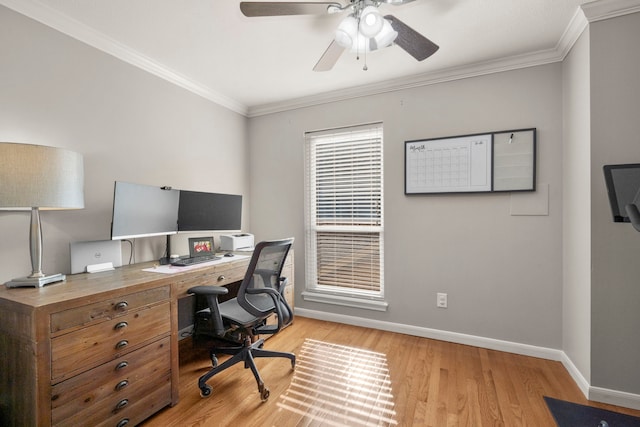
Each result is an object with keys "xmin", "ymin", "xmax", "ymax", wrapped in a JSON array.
[{"xmin": 1, "ymin": 0, "xmax": 635, "ymax": 116}]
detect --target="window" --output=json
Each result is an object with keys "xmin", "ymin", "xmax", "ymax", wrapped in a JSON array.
[{"xmin": 303, "ymin": 123, "xmax": 386, "ymax": 311}]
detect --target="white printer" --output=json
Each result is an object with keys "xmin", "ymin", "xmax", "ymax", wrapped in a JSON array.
[{"xmin": 220, "ymin": 233, "xmax": 254, "ymax": 251}]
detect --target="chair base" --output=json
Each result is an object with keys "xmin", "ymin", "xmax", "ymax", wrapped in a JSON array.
[{"xmin": 198, "ymin": 336, "xmax": 295, "ymax": 401}]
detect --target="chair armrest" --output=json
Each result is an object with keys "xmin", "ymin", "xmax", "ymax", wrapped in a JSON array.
[
  {"xmin": 188, "ymin": 286, "xmax": 229, "ymax": 296},
  {"xmin": 245, "ymin": 285, "xmax": 293, "ymax": 331},
  {"xmin": 278, "ymin": 277, "xmax": 288, "ymax": 293}
]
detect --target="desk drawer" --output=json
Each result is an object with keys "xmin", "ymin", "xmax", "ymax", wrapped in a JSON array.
[
  {"xmin": 102, "ymin": 384, "xmax": 172, "ymax": 427},
  {"xmin": 173, "ymin": 265, "xmax": 247, "ymax": 298},
  {"xmin": 215, "ymin": 265, "xmax": 247, "ymax": 286},
  {"xmin": 52, "ymin": 336, "xmax": 171, "ymax": 425},
  {"xmin": 51, "ymin": 302, "xmax": 171, "ymax": 382},
  {"xmin": 51, "ymin": 286, "xmax": 170, "ymax": 334},
  {"xmin": 54, "ymin": 377, "xmax": 171, "ymax": 427}
]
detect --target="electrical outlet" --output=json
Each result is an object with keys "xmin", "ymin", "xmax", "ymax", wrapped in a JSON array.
[{"xmin": 437, "ymin": 292, "xmax": 448, "ymax": 308}]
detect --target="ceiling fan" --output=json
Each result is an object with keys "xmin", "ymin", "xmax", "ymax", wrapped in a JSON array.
[{"xmin": 239, "ymin": 0, "xmax": 439, "ymax": 71}]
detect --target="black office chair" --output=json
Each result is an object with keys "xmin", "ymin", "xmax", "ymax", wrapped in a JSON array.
[{"xmin": 187, "ymin": 238, "xmax": 295, "ymax": 401}]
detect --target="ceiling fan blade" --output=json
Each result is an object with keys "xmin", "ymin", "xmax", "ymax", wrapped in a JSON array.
[
  {"xmin": 384, "ymin": 15, "xmax": 439, "ymax": 61},
  {"xmin": 240, "ymin": 2, "xmax": 342, "ymax": 17},
  {"xmin": 313, "ymin": 40, "xmax": 345, "ymax": 71}
]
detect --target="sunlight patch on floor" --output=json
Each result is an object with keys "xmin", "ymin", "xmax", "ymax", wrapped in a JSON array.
[{"xmin": 277, "ymin": 338, "xmax": 398, "ymax": 426}]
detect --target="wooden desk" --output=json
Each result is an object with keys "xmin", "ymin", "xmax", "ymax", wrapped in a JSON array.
[{"xmin": 0, "ymin": 253, "xmax": 293, "ymax": 427}]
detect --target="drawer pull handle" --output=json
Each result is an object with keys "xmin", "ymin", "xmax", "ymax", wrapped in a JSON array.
[
  {"xmin": 115, "ymin": 340, "xmax": 129, "ymax": 350},
  {"xmin": 115, "ymin": 399, "xmax": 129, "ymax": 411},
  {"xmin": 115, "ymin": 380, "xmax": 129, "ymax": 391},
  {"xmin": 114, "ymin": 301, "xmax": 128, "ymax": 311},
  {"xmin": 115, "ymin": 361, "xmax": 128, "ymax": 371},
  {"xmin": 114, "ymin": 321, "xmax": 128, "ymax": 331},
  {"xmin": 217, "ymin": 275, "xmax": 226, "ymax": 282},
  {"xmin": 117, "ymin": 419, "xmax": 130, "ymax": 427}
]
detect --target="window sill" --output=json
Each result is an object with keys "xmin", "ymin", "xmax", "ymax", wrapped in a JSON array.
[{"xmin": 301, "ymin": 291, "xmax": 388, "ymax": 312}]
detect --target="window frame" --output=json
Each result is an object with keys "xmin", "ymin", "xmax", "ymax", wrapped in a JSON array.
[{"xmin": 302, "ymin": 123, "xmax": 387, "ymax": 311}]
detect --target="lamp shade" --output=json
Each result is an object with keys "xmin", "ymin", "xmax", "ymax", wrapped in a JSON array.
[{"xmin": 0, "ymin": 142, "xmax": 84, "ymax": 210}]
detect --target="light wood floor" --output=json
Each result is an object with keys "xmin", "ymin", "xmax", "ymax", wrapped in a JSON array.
[{"xmin": 142, "ymin": 317, "xmax": 640, "ymax": 426}]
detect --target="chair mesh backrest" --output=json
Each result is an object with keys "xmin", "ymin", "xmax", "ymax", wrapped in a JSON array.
[{"xmin": 236, "ymin": 238, "xmax": 293, "ymax": 318}]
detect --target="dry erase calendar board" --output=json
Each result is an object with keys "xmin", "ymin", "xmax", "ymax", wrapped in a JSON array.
[{"xmin": 404, "ymin": 128, "xmax": 536, "ymax": 194}]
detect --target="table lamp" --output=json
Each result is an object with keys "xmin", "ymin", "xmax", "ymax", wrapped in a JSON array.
[{"xmin": 0, "ymin": 142, "xmax": 84, "ymax": 288}]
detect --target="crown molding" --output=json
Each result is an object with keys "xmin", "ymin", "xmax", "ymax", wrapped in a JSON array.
[
  {"xmin": 0, "ymin": 0, "xmax": 249, "ymax": 116},
  {"xmin": 247, "ymin": 47, "xmax": 565, "ymax": 117},
  {"xmin": 555, "ymin": 6, "xmax": 590, "ymax": 61},
  {"xmin": 3, "ymin": 0, "xmax": 639, "ymax": 118},
  {"xmin": 581, "ymin": 0, "xmax": 640, "ymax": 22},
  {"xmin": 249, "ymin": 0, "xmax": 640, "ymax": 117}
]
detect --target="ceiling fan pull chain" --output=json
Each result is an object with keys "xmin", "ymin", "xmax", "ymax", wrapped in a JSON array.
[
  {"xmin": 363, "ymin": 46, "xmax": 368, "ymax": 70},
  {"xmin": 360, "ymin": 12, "xmax": 368, "ymax": 71},
  {"xmin": 356, "ymin": 15, "xmax": 362, "ymax": 61}
]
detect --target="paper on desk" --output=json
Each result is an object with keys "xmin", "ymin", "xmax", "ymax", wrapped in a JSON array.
[{"xmin": 142, "ymin": 254, "xmax": 250, "ymax": 274}]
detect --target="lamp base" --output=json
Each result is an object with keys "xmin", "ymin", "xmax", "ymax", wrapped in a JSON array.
[{"xmin": 5, "ymin": 273, "xmax": 66, "ymax": 288}]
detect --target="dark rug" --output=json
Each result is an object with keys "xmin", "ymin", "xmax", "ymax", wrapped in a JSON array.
[{"xmin": 544, "ymin": 396, "xmax": 640, "ymax": 427}]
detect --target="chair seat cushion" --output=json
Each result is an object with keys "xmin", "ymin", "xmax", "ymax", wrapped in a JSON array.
[{"xmin": 219, "ymin": 294, "xmax": 275, "ymax": 327}]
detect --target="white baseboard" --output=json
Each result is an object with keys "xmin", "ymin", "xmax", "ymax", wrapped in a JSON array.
[
  {"xmin": 590, "ymin": 386, "xmax": 640, "ymax": 411},
  {"xmin": 559, "ymin": 351, "xmax": 590, "ymax": 397},
  {"xmin": 294, "ymin": 307, "xmax": 640, "ymax": 411},
  {"xmin": 295, "ymin": 308, "xmax": 563, "ymax": 360}
]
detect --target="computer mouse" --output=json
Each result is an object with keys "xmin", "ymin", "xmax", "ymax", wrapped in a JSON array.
[{"xmin": 224, "ymin": 253, "xmax": 234, "ymax": 257}]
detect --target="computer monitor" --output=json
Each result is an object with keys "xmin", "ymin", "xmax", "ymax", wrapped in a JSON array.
[
  {"xmin": 111, "ymin": 181, "xmax": 180, "ymax": 240},
  {"xmin": 603, "ymin": 164, "xmax": 640, "ymax": 222},
  {"xmin": 178, "ymin": 191, "xmax": 242, "ymax": 232}
]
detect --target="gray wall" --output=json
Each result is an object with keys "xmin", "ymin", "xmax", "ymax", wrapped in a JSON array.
[
  {"xmin": 0, "ymin": 6, "xmax": 249, "ymax": 283},
  {"xmin": 249, "ymin": 64, "xmax": 564, "ymax": 349},
  {"xmin": 562, "ymin": 28, "xmax": 592, "ymax": 383},
  {"xmin": 589, "ymin": 12, "xmax": 640, "ymax": 394}
]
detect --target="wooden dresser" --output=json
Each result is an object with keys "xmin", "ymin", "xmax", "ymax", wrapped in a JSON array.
[{"xmin": 0, "ymin": 252, "xmax": 293, "ymax": 427}]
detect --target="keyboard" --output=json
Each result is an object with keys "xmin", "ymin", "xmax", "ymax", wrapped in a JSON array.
[{"xmin": 171, "ymin": 255, "xmax": 221, "ymax": 266}]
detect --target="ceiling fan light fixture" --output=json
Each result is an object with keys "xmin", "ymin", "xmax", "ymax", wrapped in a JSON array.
[
  {"xmin": 335, "ymin": 15, "xmax": 358, "ymax": 49},
  {"xmin": 374, "ymin": 18, "xmax": 398, "ymax": 49},
  {"xmin": 359, "ymin": 6, "xmax": 383, "ymax": 38},
  {"xmin": 352, "ymin": 34, "xmax": 371, "ymax": 52},
  {"xmin": 240, "ymin": 1, "xmax": 439, "ymax": 72}
]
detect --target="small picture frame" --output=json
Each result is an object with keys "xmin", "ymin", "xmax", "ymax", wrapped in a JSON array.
[{"xmin": 188, "ymin": 237, "xmax": 215, "ymax": 258}]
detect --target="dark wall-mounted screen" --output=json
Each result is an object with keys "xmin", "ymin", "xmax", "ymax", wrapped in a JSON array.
[
  {"xmin": 111, "ymin": 181, "xmax": 180, "ymax": 240},
  {"xmin": 178, "ymin": 191, "xmax": 242, "ymax": 232},
  {"xmin": 603, "ymin": 164, "xmax": 640, "ymax": 222}
]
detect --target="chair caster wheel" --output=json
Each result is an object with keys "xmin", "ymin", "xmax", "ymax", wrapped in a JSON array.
[
  {"xmin": 200, "ymin": 384, "xmax": 212, "ymax": 398},
  {"xmin": 210, "ymin": 355, "xmax": 218, "ymax": 367},
  {"xmin": 260, "ymin": 387, "xmax": 270, "ymax": 402}
]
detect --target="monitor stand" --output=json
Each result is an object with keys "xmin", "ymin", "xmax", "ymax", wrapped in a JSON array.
[{"xmin": 159, "ymin": 235, "xmax": 172, "ymax": 265}]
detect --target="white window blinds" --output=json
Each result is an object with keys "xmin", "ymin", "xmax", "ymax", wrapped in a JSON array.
[{"xmin": 304, "ymin": 123, "xmax": 384, "ymax": 296}]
